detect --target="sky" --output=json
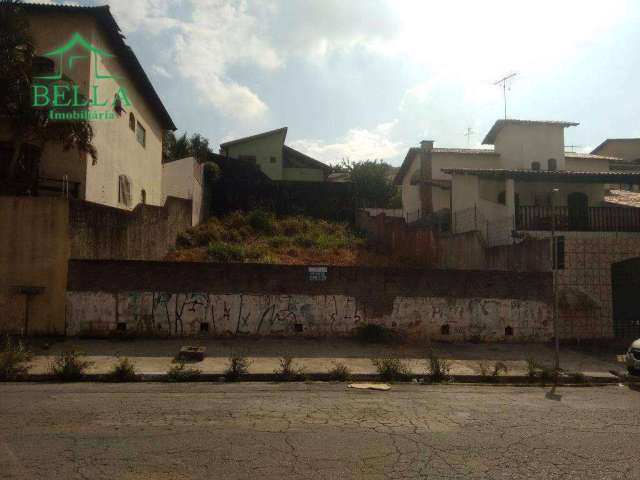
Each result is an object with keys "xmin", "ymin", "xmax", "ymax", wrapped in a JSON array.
[{"xmin": 36, "ymin": 0, "xmax": 640, "ymax": 165}]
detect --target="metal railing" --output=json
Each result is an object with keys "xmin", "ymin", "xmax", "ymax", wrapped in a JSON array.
[{"xmin": 517, "ymin": 205, "xmax": 640, "ymax": 232}]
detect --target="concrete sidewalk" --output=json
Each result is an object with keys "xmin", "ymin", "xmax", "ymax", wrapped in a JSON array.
[{"xmin": 23, "ymin": 337, "xmax": 626, "ymax": 379}]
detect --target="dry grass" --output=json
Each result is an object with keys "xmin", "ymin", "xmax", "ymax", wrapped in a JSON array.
[{"xmin": 165, "ymin": 210, "xmax": 393, "ymax": 266}]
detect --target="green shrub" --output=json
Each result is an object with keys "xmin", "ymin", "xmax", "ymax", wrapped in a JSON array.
[
  {"xmin": 50, "ymin": 350, "xmax": 93, "ymax": 381},
  {"xmin": 167, "ymin": 360, "xmax": 201, "ymax": 382},
  {"xmin": 207, "ymin": 242, "xmax": 245, "ymax": 262},
  {"xmin": 526, "ymin": 358, "xmax": 539, "ymax": 378},
  {"xmin": 354, "ymin": 323, "xmax": 397, "ymax": 344},
  {"xmin": 225, "ymin": 355, "xmax": 251, "ymax": 381},
  {"xmin": 268, "ymin": 235, "xmax": 292, "ymax": 248},
  {"xmin": 293, "ymin": 234, "xmax": 317, "ymax": 248},
  {"xmin": 425, "ymin": 350, "xmax": 450, "ymax": 383},
  {"xmin": 108, "ymin": 357, "xmax": 137, "ymax": 382},
  {"xmin": 248, "ymin": 209, "xmax": 275, "ymax": 234},
  {"xmin": 278, "ymin": 217, "xmax": 308, "ymax": 236},
  {"xmin": 0, "ymin": 336, "xmax": 33, "ymax": 380},
  {"xmin": 372, "ymin": 357, "xmax": 410, "ymax": 381},
  {"xmin": 244, "ymin": 243, "xmax": 270, "ymax": 262},
  {"xmin": 492, "ymin": 361, "xmax": 508, "ymax": 377},
  {"xmin": 175, "ymin": 230, "xmax": 196, "ymax": 248},
  {"xmin": 327, "ymin": 361, "xmax": 351, "ymax": 381},
  {"xmin": 478, "ymin": 361, "xmax": 491, "ymax": 381},
  {"xmin": 274, "ymin": 356, "xmax": 306, "ymax": 381}
]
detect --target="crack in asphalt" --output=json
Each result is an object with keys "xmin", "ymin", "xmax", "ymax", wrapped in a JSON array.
[{"xmin": 0, "ymin": 383, "xmax": 639, "ymax": 479}]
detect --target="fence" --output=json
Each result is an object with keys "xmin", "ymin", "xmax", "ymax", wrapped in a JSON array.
[{"xmin": 517, "ymin": 205, "xmax": 640, "ymax": 232}]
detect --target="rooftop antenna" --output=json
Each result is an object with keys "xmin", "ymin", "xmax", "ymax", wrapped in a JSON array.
[
  {"xmin": 564, "ymin": 145, "xmax": 584, "ymax": 153},
  {"xmin": 464, "ymin": 127, "xmax": 475, "ymax": 147},
  {"xmin": 494, "ymin": 72, "xmax": 517, "ymax": 119}
]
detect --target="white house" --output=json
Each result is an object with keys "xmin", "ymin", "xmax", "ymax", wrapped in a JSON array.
[{"xmin": 394, "ymin": 119, "xmax": 639, "ymax": 238}]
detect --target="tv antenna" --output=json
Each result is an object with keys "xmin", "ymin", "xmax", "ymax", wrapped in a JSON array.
[
  {"xmin": 564, "ymin": 145, "xmax": 584, "ymax": 153},
  {"xmin": 464, "ymin": 127, "xmax": 475, "ymax": 147},
  {"xmin": 494, "ymin": 72, "xmax": 517, "ymax": 119}
]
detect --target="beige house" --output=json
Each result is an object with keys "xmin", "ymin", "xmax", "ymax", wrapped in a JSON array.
[
  {"xmin": 220, "ymin": 127, "xmax": 332, "ymax": 182},
  {"xmin": 1, "ymin": 4, "xmax": 175, "ymax": 210},
  {"xmin": 395, "ymin": 119, "xmax": 628, "ymax": 228}
]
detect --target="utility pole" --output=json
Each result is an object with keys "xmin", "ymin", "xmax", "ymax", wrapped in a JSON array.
[
  {"xmin": 551, "ymin": 188, "xmax": 560, "ymax": 379},
  {"xmin": 494, "ymin": 72, "xmax": 517, "ymax": 119}
]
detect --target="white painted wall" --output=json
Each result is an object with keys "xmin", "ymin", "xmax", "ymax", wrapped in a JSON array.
[
  {"xmin": 65, "ymin": 291, "xmax": 552, "ymax": 341},
  {"xmin": 401, "ymin": 151, "xmax": 422, "ymax": 216},
  {"xmin": 494, "ymin": 123, "xmax": 566, "ymax": 170},
  {"xmin": 162, "ymin": 157, "xmax": 203, "ymax": 226}
]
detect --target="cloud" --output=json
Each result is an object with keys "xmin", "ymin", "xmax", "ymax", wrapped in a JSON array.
[
  {"xmin": 105, "ymin": 0, "xmax": 280, "ymax": 120},
  {"xmin": 151, "ymin": 64, "xmax": 172, "ymax": 78},
  {"xmin": 289, "ymin": 120, "xmax": 403, "ymax": 164}
]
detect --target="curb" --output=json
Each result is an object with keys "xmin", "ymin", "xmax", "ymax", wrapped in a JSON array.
[{"xmin": 8, "ymin": 372, "xmax": 629, "ymax": 386}]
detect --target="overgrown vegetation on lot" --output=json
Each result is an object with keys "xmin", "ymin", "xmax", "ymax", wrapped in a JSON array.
[
  {"xmin": 167, "ymin": 210, "xmax": 389, "ymax": 266},
  {"xmin": 0, "ymin": 336, "xmax": 33, "ymax": 381}
]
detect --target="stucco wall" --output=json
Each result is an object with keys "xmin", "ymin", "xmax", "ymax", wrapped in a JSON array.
[
  {"xmin": 86, "ymin": 21, "xmax": 164, "ymax": 209},
  {"xmin": 24, "ymin": 12, "xmax": 166, "ymax": 210},
  {"xmin": 401, "ymin": 152, "xmax": 422, "ymax": 216},
  {"xmin": 162, "ymin": 157, "xmax": 202, "ymax": 226},
  {"xmin": 0, "ymin": 197, "xmax": 70, "ymax": 335},
  {"xmin": 494, "ymin": 123, "xmax": 566, "ymax": 170},
  {"xmin": 565, "ymin": 157, "xmax": 611, "ymax": 172},
  {"xmin": 224, "ymin": 131, "xmax": 286, "ymax": 180},
  {"xmin": 65, "ymin": 260, "xmax": 553, "ymax": 341}
]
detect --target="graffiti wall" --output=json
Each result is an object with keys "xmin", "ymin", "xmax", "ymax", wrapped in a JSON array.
[{"xmin": 66, "ymin": 291, "xmax": 552, "ymax": 341}]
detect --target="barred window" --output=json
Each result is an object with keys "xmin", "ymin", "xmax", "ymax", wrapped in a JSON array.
[{"xmin": 118, "ymin": 175, "xmax": 132, "ymax": 206}]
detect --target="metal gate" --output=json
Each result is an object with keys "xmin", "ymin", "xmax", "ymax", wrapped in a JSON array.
[{"xmin": 611, "ymin": 258, "xmax": 640, "ymax": 338}]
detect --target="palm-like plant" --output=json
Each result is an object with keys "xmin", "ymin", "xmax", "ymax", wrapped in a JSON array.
[{"xmin": 0, "ymin": 0, "xmax": 96, "ymax": 193}]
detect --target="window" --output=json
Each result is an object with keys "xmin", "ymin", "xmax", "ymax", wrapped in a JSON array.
[
  {"xmin": 548, "ymin": 158, "xmax": 557, "ymax": 171},
  {"xmin": 129, "ymin": 113, "xmax": 135, "ymax": 131},
  {"xmin": 118, "ymin": 175, "xmax": 132, "ymax": 206},
  {"xmin": 531, "ymin": 161, "xmax": 541, "ymax": 171},
  {"xmin": 136, "ymin": 121, "xmax": 146, "ymax": 147},
  {"xmin": 270, "ymin": 156, "xmax": 276, "ymax": 163},
  {"xmin": 113, "ymin": 94, "xmax": 124, "ymax": 115},
  {"xmin": 140, "ymin": 189, "xmax": 147, "ymax": 205}
]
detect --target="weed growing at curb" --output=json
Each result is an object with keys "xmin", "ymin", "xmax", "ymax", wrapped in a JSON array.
[
  {"xmin": 327, "ymin": 361, "xmax": 351, "ymax": 381},
  {"xmin": 492, "ymin": 361, "xmax": 508, "ymax": 377},
  {"xmin": 425, "ymin": 350, "xmax": 450, "ymax": 383},
  {"xmin": 108, "ymin": 357, "xmax": 137, "ymax": 382},
  {"xmin": 167, "ymin": 360, "xmax": 201, "ymax": 382},
  {"xmin": 0, "ymin": 336, "xmax": 33, "ymax": 381},
  {"xmin": 372, "ymin": 357, "xmax": 410, "ymax": 381},
  {"xmin": 225, "ymin": 355, "xmax": 252, "ymax": 381},
  {"xmin": 274, "ymin": 356, "xmax": 307, "ymax": 381},
  {"xmin": 50, "ymin": 350, "xmax": 93, "ymax": 381}
]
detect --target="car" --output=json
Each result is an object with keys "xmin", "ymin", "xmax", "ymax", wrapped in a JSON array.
[{"xmin": 626, "ymin": 339, "xmax": 640, "ymax": 375}]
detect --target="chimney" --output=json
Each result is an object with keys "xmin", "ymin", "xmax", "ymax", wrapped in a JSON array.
[{"xmin": 420, "ymin": 140, "xmax": 434, "ymax": 151}]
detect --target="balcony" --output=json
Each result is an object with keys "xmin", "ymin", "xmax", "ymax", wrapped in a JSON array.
[{"xmin": 516, "ymin": 205, "xmax": 640, "ymax": 232}]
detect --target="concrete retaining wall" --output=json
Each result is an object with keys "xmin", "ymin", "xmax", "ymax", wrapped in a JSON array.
[{"xmin": 66, "ymin": 260, "xmax": 553, "ymax": 341}]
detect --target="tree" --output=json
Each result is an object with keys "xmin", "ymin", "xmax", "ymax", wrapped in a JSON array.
[
  {"xmin": 340, "ymin": 158, "xmax": 397, "ymax": 208},
  {"xmin": 0, "ymin": 0, "xmax": 97, "ymax": 192},
  {"xmin": 163, "ymin": 131, "xmax": 213, "ymax": 164}
]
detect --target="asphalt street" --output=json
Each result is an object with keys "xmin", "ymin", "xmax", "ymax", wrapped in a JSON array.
[{"xmin": 1, "ymin": 383, "xmax": 639, "ymax": 479}]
